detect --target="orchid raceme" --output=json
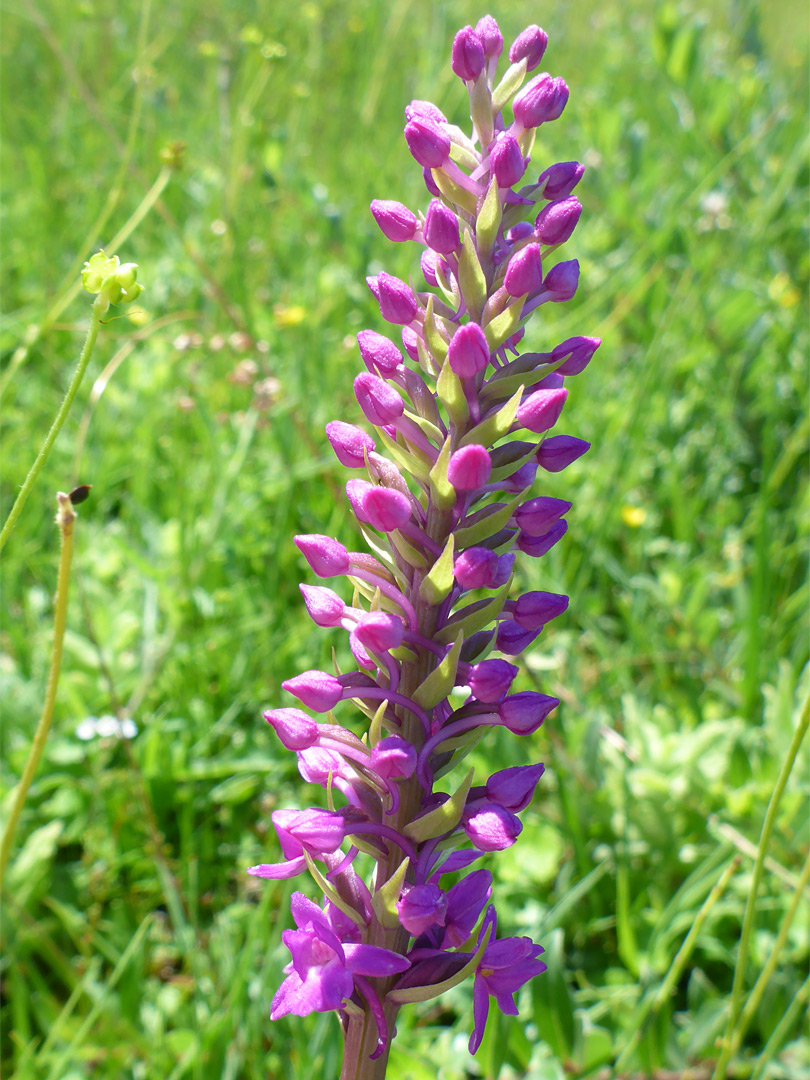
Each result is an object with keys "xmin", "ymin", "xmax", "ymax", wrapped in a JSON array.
[{"xmin": 249, "ymin": 16, "xmax": 599, "ymax": 1077}]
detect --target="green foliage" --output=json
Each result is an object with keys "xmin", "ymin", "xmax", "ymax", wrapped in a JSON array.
[{"xmin": 1, "ymin": 0, "xmax": 807, "ymax": 1077}]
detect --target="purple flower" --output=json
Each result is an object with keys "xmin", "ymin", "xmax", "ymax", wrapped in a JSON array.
[
  {"xmin": 249, "ymin": 19, "xmax": 598, "ymax": 1070},
  {"xmin": 469, "ymin": 908, "xmax": 547, "ymax": 1054}
]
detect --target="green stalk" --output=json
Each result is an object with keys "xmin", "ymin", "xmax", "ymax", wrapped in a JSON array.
[
  {"xmin": 614, "ymin": 855, "xmax": 740, "ymax": 1072},
  {"xmin": 711, "ymin": 691, "xmax": 810, "ymax": 1080},
  {"xmin": 750, "ymin": 972, "xmax": 810, "ymax": 1080},
  {"xmin": 0, "ymin": 492, "xmax": 77, "ymax": 886},
  {"xmin": 0, "ymin": 309, "xmax": 102, "ymax": 553}
]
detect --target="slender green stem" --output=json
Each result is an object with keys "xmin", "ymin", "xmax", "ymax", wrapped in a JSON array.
[
  {"xmin": 0, "ymin": 493, "xmax": 77, "ymax": 886},
  {"xmin": 711, "ymin": 691, "xmax": 810, "ymax": 1080},
  {"xmin": 614, "ymin": 855, "xmax": 740, "ymax": 1072},
  {"xmin": 750, "ymin": 972, "xmax": 810, "ymax": 1080},
  {"xmin": 0, "ymin": 310, "xmax": 101, "ymax": 553}
]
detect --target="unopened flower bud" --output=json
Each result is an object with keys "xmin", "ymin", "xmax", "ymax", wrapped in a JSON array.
[
  {"xmin": 447, "ymin": 445, "xmax": 492, "ymax": 490},
  {"xmin": 370, "ymin": 199, "xmax": 418, "ymax": 242},
  {"xmin": 489, "ymin": 133, "xmax": 526, "ymax": 187},
  {"xmin": 424, "ymin": 199, "xmax": 461, "ymax": 254},
  {"xmin": 537, "ymin": 160, "xmax": 584, "ymax": 200},
  {"xmin": 264, "ymin": 708, "xmax": 319, "ymax": 750},
  {"xmin": 454, "ymin": 547, "xmax": 499, "ymax": 589},
  {"xmin": 513, "ymin": 74, "xmax": 569, "ymax": 129},
  {"xmin": 475, "ymin": 15, "xmax": 503, "ymax": 59},
  {"xmin": 299, "ymin": 584, "xmax": 346, "ymax": 627},
  {"xmin": 405, "ymin": 99, "xmax": 447, "ymax": 124},
  {"xmin": 354, "ymin": 373, "xmax": 405, "ymax": 426},
  {"xmin": 448, "ymin": 322, "xmax": 489, "ymax": 376},
  {"xmin": 294, "ymin": 534, "xmax": 350, "ymax": 576},
  {"xmin": 357, "ymin": 329, "xmax": 404, "ymax": 376},
  {"xmin": 504, "ymin": 243, "xmax": 543, "ymax": 297},
  {"xmin": 464, "ymin": 804, "xmax": 522, "ymax": 850},
  {"xmin": 495, "ymin": 620, "xmax": 538, "ymax": 655},
  {"xmin": 542, "ymin": 259, "xmax": 579, "ymax": 301},
  {"xmin": 486, "ymin": 764, "xmax": 545, "ymax": 812},
  {"xmin": 421, "ymin": 250, "xmax": 440, "ymax": 287},
  {"xmin": 372, "ymin": 735, "xmax": 417, "ymax": 780},
  {"xmin": 452, "ymin": 25, "xmax": 485, "ymax": 82},
  {"xmin": 469, "ymin": 659, "xmax": 519, "ymax": 703},
  {"xmin": 551, "ymin": 335, "xmax": 601, "ymax": 375},
  {"xmin": 535, "ymin": 196, "xmax": 582, "ymax": 245},
  {"xmin": 347, "ymin": 480, "xmax": 411, "ymax": 532},
  {"xmin": 404, "ymin": 117, "xmax": 450, "ymax": 169},
  {"xmin": 536, "ymin": 435, "xmax": 590, "ymax": 472},
  {"xmin": 326, "ymin": 421, "xmax": 375, "ymax": 468},
  {"xmin": 368, "ymin": 271, "xmax": 419, "ymax": 324},
  {"xmin": 512, "ymin": 590, "xmax": 569, "ymax": 631},
  {"xmin": 282, "ymin": 670, "xmax": 343, "ymax": 712},
  {"xmin": 352, "ymin": 612, "xmax": 405, "ymax": 653},
  {"xmin": 498, "ymin": 691, "xmax": 558, "ymax": 734},
  {"xmin": 514, "ymin": 496, "xmax": 571, "ymax": 536},
  {"xmin": 516, "ymin": 387, "xmax": 568, "ymax": 433},
  {"xmin": 517, "ymin": 519, "xmax": 568, "ymax": 557},
  {"xmin": 508, "ymin": 25, "xmax": 548, "ymax": 71}
]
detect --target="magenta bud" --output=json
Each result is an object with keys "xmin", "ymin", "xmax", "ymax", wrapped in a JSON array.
[
  {"xmin": 513, "ymin": 74, "xmax": 569, "ymax": 129},
  {"xmin": 401, "ymin": 326, "xmax": 420, "ymax": 362},
  {"xmin": 447, "ymin": 444, "xmax": 492, "ymax": 490},
  {"xmin": 536, "ymin": 434, "xmax": 590, "ymax": 473},
  {"xmin": 537, "ymin": 160, "xmax": 584, "ymax": 200},
  {"xmin": 516, "ymin": 387, "xmax": 568, "ymax": 433},
  {"xmin": 535, "ymin": 196, "xmax": 582, "ymax": 245},
  {"xmin": 489, "ymin": 132, "xmax": 526, "ymax": 187},
  {"xmin": 498, "ymin": 691, "xmax": 558, "ymax": 734},
  {"xmin": 552, "ymin": 335, "xmax": 601, "ymax": 375},
  {"xmin": 454, "ymin": 546, "xmax": 499, "ymax": 589},
  {"xmin": 508, "ymin": 25, "xmax": 548, "ymax": 71},
  {"xmin": 405, "ymin": 99, "xmax": 447, "ymax": 124},
  {"xmin": 396, "ymin": 883, "xmax": 448, "ymax": 936},
  {"xmin": 368, "ymin": 271, "xmax": 419, "ymax": 324},
  {"xmin": 370, "ymin": 199, "xmax": 418, "ymax": 242},
  {"xmin": 352, "ymin": 611, "xmax": 405, "ymax": 653},
  {"xmin": 264, "ymin": 707, "xmax": 319, "ymax": 750},
  {"xmin": 299, "ymin": 584, "xmax": 346, "ymax": 627},
  {"xmin": 325, "ymin": 420, "xmax": 375, "ymax": 468},
  {"xmin": 294, "ymin": 534, "xmax": 350, "ymax": 577},
  {"xmin": 486, "ymin": 764, "xmax": 545, "ymax": 812},
  {"xmin": 542, "ymin": 259, "xmax": 580, "ymax": 301},
  {"xmin": 282, "ymin": 670, "xmax": 343, "ymax": 712},
  {"xmin": 452, "ymin": 25, "xmax": 485, "ymax": 81},
  {"xmin": 514, "ymin": 496, "xmax": 571, "ymax": 536},
  {"xmin": 357, "ymin": 328, "xmax": 404, "ymax": 376},
  {"xmin": 469, "ymin": 658, "xmax": 519, "ymax": 703},
  {"xmin": 475, "ymin": 15, "xmax": 503, "ymax": 59},
  {"xmin": 517, "ymin": 519, "xmax": 568, "ymax": 557},
  {"xmin": 371, "ymin": 735, "xmax": 417, "ymax": 780},
  {"xmin": 369, "ymin": 198, "xmax": 414, "ymax": 243},
  {"xmin": 354, "ymin": 373, "xmax": 404, "ymax": 426},
  {"xmin": 512, "ymin": 590, "xmax": 569, "ymax": 631},
  {"xmin": 448, "ymin": 322, "xmax": 490, "ymax": 376},
  {"xmin": 424, "ymin": 199, "xmax": 461, "ymax": 254},
  {"xmin": 420, "ymin": 249, "xmax": 439, "ymax": 287},
  {"xmin": 404, "ymin": 117, "xmax": 450, "ymax": 169},
  {"xmin": 348, "ymin": 479, "xmax": 411, "ymax": 532},
  {"xmin": 464, "ymin": 804, "xmax": 522, "ymax": 851},
  {"xmin": 504, "ymin": 243, "xmax": 543, "ymax": 297},
  {"xmin": 495, "ymin": 619, "xmax": 538, "ymax": 655}
]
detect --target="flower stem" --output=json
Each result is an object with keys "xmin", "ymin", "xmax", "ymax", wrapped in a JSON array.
[
  {"xmin": 0, "ymin": 492, "xmax": 77, "ymax": 887},
  {"xmin": 0, "ymin": 310, "xmax": 101, "ymax": 553},
  {"xmin": 711, "ymin": 689, "xmax": 810, "ymax": 1080}
]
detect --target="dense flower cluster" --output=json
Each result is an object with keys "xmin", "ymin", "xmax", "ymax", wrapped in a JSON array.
[{"xmin": 249, "ymin": 14, "xmax": 599, "ymax": 1074}]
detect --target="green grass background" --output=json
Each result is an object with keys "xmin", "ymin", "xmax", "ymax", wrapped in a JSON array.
[{"xmin": 1, "ymin": 0, "xmax": 808, "ymax": 1077}]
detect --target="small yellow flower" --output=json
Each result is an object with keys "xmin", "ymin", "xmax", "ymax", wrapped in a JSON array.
[
  {"xmin": 621, "ymin": 506, "xmax": 647, "ymax": 527},
  {"xmin": 274, "ymin": 304, "xmax": 307, "ymax": 328}
]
